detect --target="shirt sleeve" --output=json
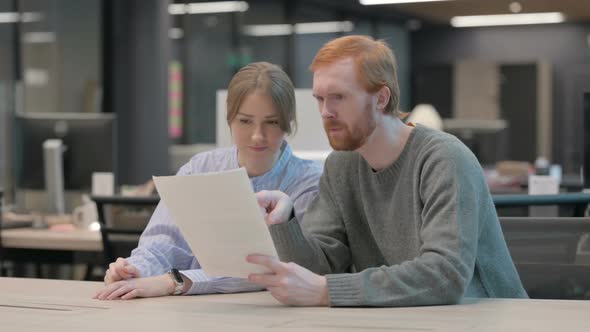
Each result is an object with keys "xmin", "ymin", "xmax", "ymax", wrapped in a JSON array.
[
  {"xmin": 126, "ymin": 160, "xmax": 201, "ymax": 277},
  {"xmin": 180, "ymin": 269, "xmax": 265, "ymax": 295},
  {"xmin": 126, "ymin": 202, "xmax": 200, "ymax": 277}
]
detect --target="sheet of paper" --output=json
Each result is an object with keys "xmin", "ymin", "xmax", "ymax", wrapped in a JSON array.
[{"xmin": 153, "ymin": 168, "xmax": 277, "ymax": 278}]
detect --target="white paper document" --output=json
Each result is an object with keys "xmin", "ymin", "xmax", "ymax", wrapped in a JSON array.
[{"xmin": 153, "ymin": 168, "xmax": 278, "ymax": 278}]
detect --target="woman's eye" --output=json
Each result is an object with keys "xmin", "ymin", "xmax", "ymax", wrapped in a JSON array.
[
  {"xmin": 239, "ymin": 119, "xmax": 250, "ymax": 124},
  {"xmin": 267, "ymin": 120, "xmax": 279, "ymax": 126}
]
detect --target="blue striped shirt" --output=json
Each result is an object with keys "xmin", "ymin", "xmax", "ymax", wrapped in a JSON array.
[{"xmin": 126, "ymin": 141, "xmax": 322, "ymax": 295}]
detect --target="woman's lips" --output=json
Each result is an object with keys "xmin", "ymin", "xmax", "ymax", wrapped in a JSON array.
[{"xmin": 249, "ymin": 146, "xmax": 268, "ymax": 152}]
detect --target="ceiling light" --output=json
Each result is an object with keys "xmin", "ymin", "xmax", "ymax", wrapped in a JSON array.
[
  {"xmin": 294, "ymin": 21, "xmax": 354, "ymax": 34},
  {"xmin": 242, "ymin": 21, "xmax": 354, "ymax": 37},
  {"xmin": 243, "ymin": 24, "xmax": 293, "ymax": 36},
  {"xmin": 0, "ymin": 12, "xmax": 42, "ymax": 23},
  {"xmin": 360, "ymin": 0, "xmax": 451, "ymax": 5},
  {"xmin": 451, "ymin": 12, "xmax": 565, "ymax": 27},
  {"xmin": 169, "ymin": 1, "xmax": 249, "ymax": 15},
  {"xmin": 0, "ymin": 12, "xmax": 19, "ymax": 23}
]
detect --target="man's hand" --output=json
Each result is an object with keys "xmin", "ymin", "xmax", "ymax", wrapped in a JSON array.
[
  {"xmin": 93, "ymin": 274, "xmax": 175, "ymax": 300},
  {"xmin": 246, "ymin": 254, "xmax": 329, "ymax": 306},
  {"xmin": 255, "ymin": 190, "xmax": 294, "ymax": 226},
  {"xmin": 104, "ymin": 257, "xmax": 141, "ymax": 285}
]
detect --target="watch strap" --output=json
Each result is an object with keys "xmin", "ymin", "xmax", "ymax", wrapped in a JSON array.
[{"xmin": 167, "ymin": 268, "xmax": 184, "ymax": 295}]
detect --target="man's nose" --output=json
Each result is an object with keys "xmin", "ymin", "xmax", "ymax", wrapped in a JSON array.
[{"xmin": 320, "ymin": 101, "xmax": 335, "ymax": 119}]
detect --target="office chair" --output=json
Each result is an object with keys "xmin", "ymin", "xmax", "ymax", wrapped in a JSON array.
[
  {"xmin": 93, "ymin": 196, "xmax": 157, "ymax": 269},
  {"xmin": 500, "ymin": 217, "xmax": 590, "ymax": 299}
]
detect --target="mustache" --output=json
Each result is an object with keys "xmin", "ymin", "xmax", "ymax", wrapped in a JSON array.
[{"xmin": 323, "ymin": 120, "xmax": 346, "ymax": 130}]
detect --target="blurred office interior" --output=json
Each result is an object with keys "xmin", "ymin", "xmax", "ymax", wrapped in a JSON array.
[
  {"xmin": 1, "ymin": 0, "xmax": 589, "ymax": 197},
  {"xmin": 0, "ymin": 0, "xmax": 590, "ymax": 297}
]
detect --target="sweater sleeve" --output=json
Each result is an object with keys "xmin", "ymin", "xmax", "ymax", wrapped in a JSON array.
[
  {"xmin": 269, "ymin": 163, "xmax": 352, "ymax": 275},
  {"xmin": 327, "ymin": 143, "xmax": 483, "ymax": 306}
]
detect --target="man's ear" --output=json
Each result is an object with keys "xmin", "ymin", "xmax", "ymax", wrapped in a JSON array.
[{"xmin": 375, "ymin": 86, "xmax": 391, "ymax": 113}]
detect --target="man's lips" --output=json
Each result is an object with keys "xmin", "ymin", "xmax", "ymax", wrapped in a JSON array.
[{"xmin": 326, "ymin": 127, "xmax": 343, "ymax": 133}]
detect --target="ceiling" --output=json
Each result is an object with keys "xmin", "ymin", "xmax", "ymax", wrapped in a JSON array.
[
  {"xmin": 308, "ymin": 0, "xmax": 590, "ymax": 25},
  {"xmin": 389, "ymin": 0, "xmax": 590, "ymax": 24}
]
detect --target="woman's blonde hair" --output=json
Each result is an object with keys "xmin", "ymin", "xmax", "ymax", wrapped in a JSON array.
[{"xmin": 226, "ymin": 62, "xmax": 296, "ymax": 134}]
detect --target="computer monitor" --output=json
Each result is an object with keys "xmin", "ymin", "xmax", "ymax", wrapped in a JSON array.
[
  {"xmin": 584, "ymin": 92, "xmax": 590, "ymax": 189},
  {"xmin": 13, "ymin": 113, "xmax": 116, "ymax": 211}
]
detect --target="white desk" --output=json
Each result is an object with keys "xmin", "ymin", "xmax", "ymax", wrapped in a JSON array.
[
  {"xmin": 1, "ymin": 228, "xmax": 102, "ymax": 251},
  {"xmin": 1, "ymin": 277, "xmax": 589, "ymax": 331}
]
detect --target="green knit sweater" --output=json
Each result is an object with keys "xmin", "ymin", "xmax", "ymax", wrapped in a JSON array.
[{"xmin": 269, "ymin": 125, "xmax": 528, "ymax": 307}]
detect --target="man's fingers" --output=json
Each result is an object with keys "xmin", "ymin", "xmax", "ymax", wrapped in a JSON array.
[
  {"xmin": 246, "ymin": 254, "xmax": 286, "ymax": 273},
  {"xmin": 267, "ymin": 286, "xmax": 290, "ymax": 305},
  {"xmin": 268, "ymin": 205, "xmax": 290, "ymax": 224},
  {"xmin": 255, "ymin": 191, "xmax": 274, "ymax": 211},
  {"xmin": 248, "ymin": 273, "xmax": 284, "ymax": 287}
]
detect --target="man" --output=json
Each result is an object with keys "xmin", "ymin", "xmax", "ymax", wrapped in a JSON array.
[{"xmin": 247, "ymin": 35, "xmax": 527, "ymax": 307}]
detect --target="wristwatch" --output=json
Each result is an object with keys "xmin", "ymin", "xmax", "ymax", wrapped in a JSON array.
[{"xmin": 167, "ymin": 268, "xmax": 185, "ymax": 295}]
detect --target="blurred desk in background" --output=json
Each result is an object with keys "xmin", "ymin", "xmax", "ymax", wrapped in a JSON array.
[
  {"xmin": 493, "ymin": 192, "xmax": 590, "ymax": 217},
  {"xmin": 1, "ymin": 223, "xmax": 102, "ymax": 279},
  {"xmin": 1, "ymin": 227, "xmax": 101, "ymax": 251}
]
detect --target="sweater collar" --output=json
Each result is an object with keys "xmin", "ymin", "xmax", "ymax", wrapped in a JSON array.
[{"xmin": 361, "ymin": 124, "xmax": 423, "ymax": 182}]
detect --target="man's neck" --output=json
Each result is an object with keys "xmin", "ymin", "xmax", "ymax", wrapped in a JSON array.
[{"xmin": 357, "ymin": 116, "xmax": 413, "ymax": 171}]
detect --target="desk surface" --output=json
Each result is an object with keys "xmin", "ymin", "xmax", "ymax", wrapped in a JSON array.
[
  {"xmin": 91, "ymin": 194, "xmax": 160, "ymax": 205},
  {"xmin": 1, "ymin": 228, "xmax": 102, "ymax": 251},
  {"xmin": 1, "ymin": 277, "xmax": 589, "ymax": 332}
]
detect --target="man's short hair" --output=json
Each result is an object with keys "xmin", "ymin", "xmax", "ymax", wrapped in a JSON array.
[{"xmin": 310, "ymin": 35, "xmax": 401, "ymax": 116}]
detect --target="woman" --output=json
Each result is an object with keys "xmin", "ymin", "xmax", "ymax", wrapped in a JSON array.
[{"xmin": 94, "ymin": 62, "xmax": 322, "ymax": 300}]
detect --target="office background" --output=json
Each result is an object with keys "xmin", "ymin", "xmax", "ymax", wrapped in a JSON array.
[
  {"xmin": 0, "ymin": 0, "xmax": 589, "ymax": 202},
  {"xmin": 1, "ymin": 0, "xmax": 590, "ymax": 301}
]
